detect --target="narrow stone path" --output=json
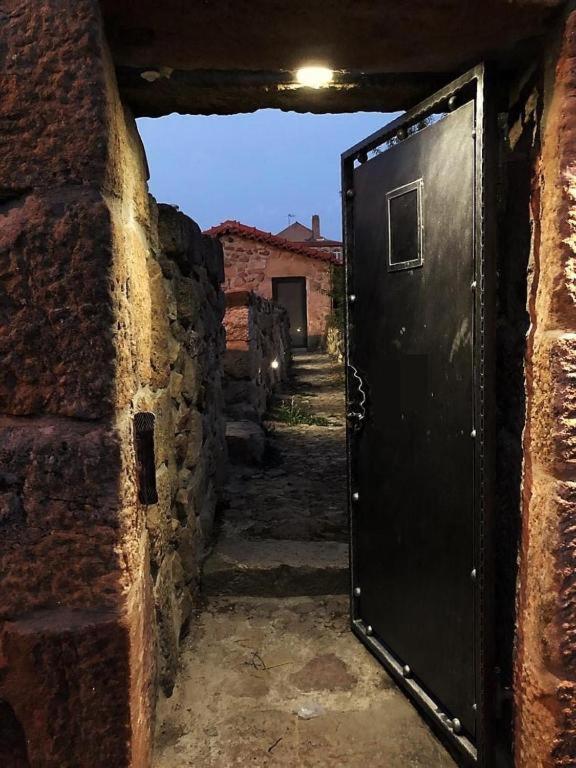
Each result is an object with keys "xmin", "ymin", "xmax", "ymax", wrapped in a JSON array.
[
  {"xmin": 203, "ymin": 352, "xmax": 349, "ymax": 596},
  {"xmin": 153, "ymin": 352, "xmax": 456, "ymax": 767}
]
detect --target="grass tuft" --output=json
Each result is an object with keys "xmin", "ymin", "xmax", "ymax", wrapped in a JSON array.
[{"xmin": 272, "ymin": 396, "xmax": 330, "ymax": 427}]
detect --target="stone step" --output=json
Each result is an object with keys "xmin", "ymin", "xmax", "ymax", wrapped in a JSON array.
[
  {"xmin": 202, "ymin": 537, "xmax": 349, "ymax": 597},
  {"xmin": 225, "ymin": 420, "xmax": 266, "ymax": 465}
]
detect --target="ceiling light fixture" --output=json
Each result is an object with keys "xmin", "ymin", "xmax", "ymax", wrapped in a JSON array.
[{"xmin": 295, "ymin": 66, "xmax": 334, "ymax": 89}]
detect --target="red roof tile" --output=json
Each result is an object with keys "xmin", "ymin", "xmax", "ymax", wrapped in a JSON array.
[{"xmin": 204, "ymin": 220, "xmax": 338, "ymax": 263}]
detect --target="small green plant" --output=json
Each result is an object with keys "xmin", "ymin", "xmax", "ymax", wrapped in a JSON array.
[
  {"xmin": 273, "ymin": 396, "xmax": 330, "ymax": 427},
  {"xmin": 328, "ymin": 263, "xmax": 345, "ymax": 331}
]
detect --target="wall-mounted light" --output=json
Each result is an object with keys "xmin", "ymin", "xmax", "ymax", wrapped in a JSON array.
[
  {"xmin": 271, "ymin": 359, "xmax": 280, "ymax": 370},
  {"xmin": 295, "ymin": 66, "xmax": 334, "ymax": 89}
]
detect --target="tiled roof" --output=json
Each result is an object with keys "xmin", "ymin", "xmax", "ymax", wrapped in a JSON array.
[{"xmin": 204, "ymin": 220, "xmax": 338, "ymax": 263}]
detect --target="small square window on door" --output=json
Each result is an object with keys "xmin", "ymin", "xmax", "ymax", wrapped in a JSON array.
[{"xmin": 387, "ymin": 179, "xmax": 424, "ymax": 272}]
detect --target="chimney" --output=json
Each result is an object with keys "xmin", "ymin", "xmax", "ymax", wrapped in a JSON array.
[{"xmin": 311, "ymin": 214, "xmax": 321, "ymax": 240}]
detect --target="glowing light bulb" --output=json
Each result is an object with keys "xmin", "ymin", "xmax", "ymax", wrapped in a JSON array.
[
  {"xmin": 295, "ymin": 66, "xmax": 334, "ymax": 89},
  {"xmin": 271, "ymin": 359, "xmax": 280, "ymax": 370}
]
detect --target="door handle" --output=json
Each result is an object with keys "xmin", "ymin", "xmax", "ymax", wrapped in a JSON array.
[{"xmin": 347, "ymin": 364, "xmax": 367, "ymax": 427}]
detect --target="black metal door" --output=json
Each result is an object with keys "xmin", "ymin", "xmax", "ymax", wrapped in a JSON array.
[
  {"xmin": 343, "ymin": 67, "xmax": 495, "ymax": 767},
  {"xmin": 272, "ymin": 277, "xmax": 308, "ymax": 347}
]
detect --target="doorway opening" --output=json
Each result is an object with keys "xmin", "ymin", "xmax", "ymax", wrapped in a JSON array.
[
  {"xmin": 133, "ymin": 71, "xmax": 529, "ymax": 768},
  {"xmin": 272, "ymin": 277, "xmax": 308, "ymax": 348}
]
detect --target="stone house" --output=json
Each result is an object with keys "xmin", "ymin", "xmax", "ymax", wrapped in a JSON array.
[{"xmin": 206, "ymin": 220, "xmax": 339, "ymax": 349}]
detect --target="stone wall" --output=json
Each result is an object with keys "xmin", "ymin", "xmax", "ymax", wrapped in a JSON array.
[
  {"xmin": 515, "ymin": 7, "xmax": 576, "ymax": 767},
  {"xmin": 223, "ymin": 291, "xmax": 291, "ymax": 423},
  {"xmin": 0, "ymin": 4, "xmax": 226, "ymax": 765},
  {"xmin": 0, "ymin": 4, "xmax": 154, "ymax": 764},
  {"xmin": 219, "ymin": 232, "xmax": 332, "ymax": 348},
  {"xmin": 140, "ymin": 202, "xmax": 226, "ymax": 696}
]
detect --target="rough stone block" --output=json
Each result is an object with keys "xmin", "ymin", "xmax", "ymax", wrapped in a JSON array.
[
  {"xmin": 224, "ymin": 349, "xmax": 254, "ymax": 379},
  {"xmin": 0, "ymin": 191, "xmax": 116, "ymax": 417},
  {"xmin": 176, "ymin": 522, "xmax": 199, "ymax": 577},
  {"xmin": 157, "ymin": 204, "xmax": 203, "ymax": 275},
  {"xmin": 202, "ymin": 235, "xmax": 226, "ymax": 285},
  {"xmin": 223, "ymin": 379, "xmax": 260, "ymax": 411},
  {"xmin": 175, "ymin": 276, "xmax": 204, "ymax": 327},
  {"xmin": 154, "ymin": 552, "xmax": 191, "ymax": 695},
  {"xmin": 549, "ymin": 334, "xmax": 576, "ymax": 476},
  {"xmin": 225, "ymin": 420, "xmax": 266, "ymax": 465},
  {"xmin": 0, "ymin": 608, "xmax": 133, "ymax": 767},
  {"xmin": 0, "ymin": 0, "xmax": 111, "ymax": 192},
  {"xmin": 0, "ymin": 419, "xmax": 128, "ymax": 618}
]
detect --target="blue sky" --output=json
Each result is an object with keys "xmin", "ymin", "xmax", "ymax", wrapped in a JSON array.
[{"xmin": 137, "ymin": 110, "xmax": 398, "ymax": 241}]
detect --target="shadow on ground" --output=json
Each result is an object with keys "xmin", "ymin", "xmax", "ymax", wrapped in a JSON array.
[{"xmin": 153, "ymin": 352, "xmax": 456, "ymax": 767}]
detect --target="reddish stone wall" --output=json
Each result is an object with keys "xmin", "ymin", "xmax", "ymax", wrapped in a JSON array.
[
  {"xmin": 0, "ymin": 2, "xmax": 155, "ymax": 765},
  {"xmin": 223, "ymin": 291, "xmax": 291, "ymax": 421},
  {"xmin": 220, "ymin": 234, "xmax": 332, "ymax": 347},
  {"xmin": 515, "ymin": 9, "xmax": 576, "ymax": 767},
  {"xmin": 0, "ymin": 4, "xmax": 226, "ymax": 766}
]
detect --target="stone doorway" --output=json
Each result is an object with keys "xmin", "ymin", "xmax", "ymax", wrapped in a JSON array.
[{"xmin": 136, "ymin": 102, "xmax": 468, "ymax": 764}]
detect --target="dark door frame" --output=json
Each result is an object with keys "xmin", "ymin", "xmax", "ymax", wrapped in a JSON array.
[
  {"xmin": 272, "ymin": 276, "xmax": 308, "ymax": 348},
  {"xmin": 342, "ymin": 64, "xmax": 497, "ymax": 768}
]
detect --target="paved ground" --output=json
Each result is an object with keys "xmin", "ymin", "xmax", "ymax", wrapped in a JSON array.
[
  {"xmin": 154, "ymin": 352, "xmax": 456, "ymax": 767},
  {"xmin": 154, "ymin": 597, "xmax": 456, "ymax": 767},
  {"xmin": 228, "ymin": 352, "xmax": 348, "ymax": 544},
  {"xmin": 203, "ymin": 353, "xmax": 349, "ymax": 596}
]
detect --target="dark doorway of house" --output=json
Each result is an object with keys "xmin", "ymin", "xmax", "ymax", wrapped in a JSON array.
[{"xmin": 272, "ymin": 277, "xmax": 308, "ymax": 348}]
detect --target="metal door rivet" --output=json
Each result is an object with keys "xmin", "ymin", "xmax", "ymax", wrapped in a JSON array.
[
  {"xmin": 402, "ymin": 665, "xmax": 411, "ymax": 678},
  {"xmin": 471, "ymin": 568, "xmax": 477, "ymax": 582},
  {"xmin": 349, "ymin": 294, "xmax": 356, "ymax": 303},
  {"xmin": 448, "ymin": 95, "xmax": 458, "ymax": 111},
  {"xmin": 470, "ymin": 429, "xmax": 477, "ymax": 438},
  {"xmin": 346, "ymin": 188, "xmax": 354, "ymax": 199},
  {"xmin": 452, "ymin": 718, "xmax": 462, "ymax": 734},
  {"xmin": 472, "ymin": 703, "xmax": 477, "ymax": 712},
  {"xmin": 366, "ymin": 625, "xmax": 373, "ymax": 636},
  {"xmin": 352, "ymin": 491, "xmax": 359, "ymax": 501},
  {"xmin": 471, "ymin": 280, "xmax": 477, "ymax": 290},
  {"xmin": 354, "ymin": 587, "xmax": 361, "ymax": 597}
]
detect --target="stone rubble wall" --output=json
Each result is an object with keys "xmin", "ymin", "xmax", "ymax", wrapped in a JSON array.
[
  {"xmin": 223, "ymin": 290, "xmax": 291, "ymax": 422},
  {"xmin": 138, "ymin": 202, "xmax": 226, "ymax": 696},
  {"xmin": 221, "ymin": 233, "xmax": 332, "ymax": 348}
]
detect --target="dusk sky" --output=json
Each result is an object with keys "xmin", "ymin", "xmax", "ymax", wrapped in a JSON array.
[{"xmin": 137, "ymin": 110, "xmax": 398, "ymax": 241}]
